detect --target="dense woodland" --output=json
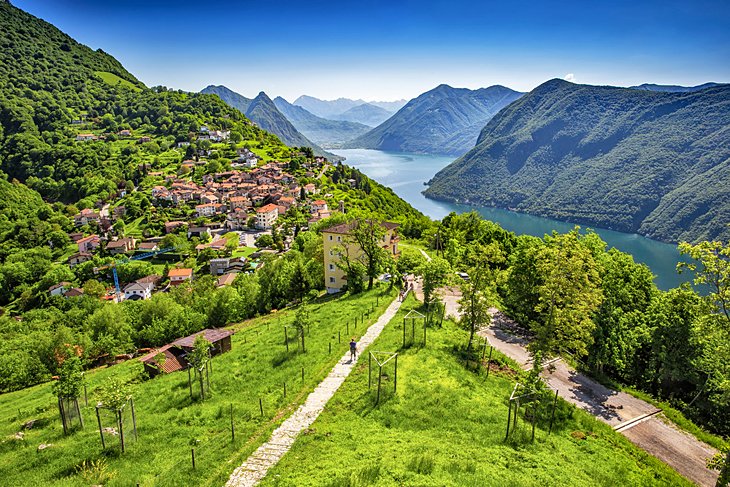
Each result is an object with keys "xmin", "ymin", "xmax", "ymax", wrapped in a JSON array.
[{"xmin": 0, "ymin": 1, "xmax": 728, "ymax": 451}]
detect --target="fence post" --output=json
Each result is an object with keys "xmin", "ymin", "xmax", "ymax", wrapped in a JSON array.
[
  {"xmin": 84, "ymin": 384, "xmax": 88, "ymax": 407},
  {"xmin": 329, "ymin": 341, "xmax": 331, "ymax": 354},
  {"xmin": 230, "ymin": 404, "xmax": 235, "ymax": 441},
  {"xmin": 486, "ymin": 346, "xmax": 493, "ymax": 379},
  {"xmin": 283, "ymin": 382, "xmax": 286, "ymax": 398},
  {"xmin": 548, "ymin": 389, "xmax": 559, "ymax": 435},
  {"xmin": 284, "ymin": 327, "xmax": 289, "ymax": 353},
  {"xmin": 259, "ymin": 398, "xmax": 263, "ymax": 417},
  {"xmin": 191, "ymin": 448, "xmax": 196, "ymax": 470},
  {"xmin": 338, "ymin": 331, "xmax": 341, "ymax": 343},
  {"xmin": 96, "ymin": 407, "xmax": 105, "ymax": 449},
  {"xmin": 301, "ymin": 367, "xmax": 304, "ymax": 382},
  {"xmin": 505, "ymin": 401, "xmax": 512, "ymax": 440}
]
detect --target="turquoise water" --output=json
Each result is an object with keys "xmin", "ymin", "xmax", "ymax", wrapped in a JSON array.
[{"xmin": 333, "ymin": 148, "xmax": 694, "ymax": 290}]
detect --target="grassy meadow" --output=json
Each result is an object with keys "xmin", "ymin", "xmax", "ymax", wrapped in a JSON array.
[
  {"xmin": 0, "ymin": 287, "xmax": 395, "ymax": 486},
  {"xmin": 260, "ymin": 295, "xmax": 691, "ymax": 487}
]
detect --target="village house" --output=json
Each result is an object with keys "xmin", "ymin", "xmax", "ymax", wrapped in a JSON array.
[
  {"xmin": 74, "ymin": 208, "xmax": 101, "ymax": 226},
  {"xmin": 311, "ymin": 200, "xmax": 328, "ymax": 213},
  {"xmin": 68, "ymin": 252, "xmax": 93, "ymax": 267},
  {"xmin": 322, "ymin": 220, "xmax": 400, "ymax": 294},
  {"xmin": 187, "ymin": 225, "xmax": 211, "ymax": 239},
  {"xmin": 168, "ymin": 268, "xmax": 193, "ymax": 286},
  {"xmin": 195, "ymin": 203, "xmax": 223, "ymax": 218},
  {"xmin": 255, "ymin": 203, "xmax": 278, "ymax": 230},
  {"xmin": 165, "ymin": 221, "xmax": 187, "ymax": 234},
  {"xmin": 63, "ymin": 287, "xmax": 85, "ymax": 298},
  {"xmin": 226, "ymin": 210, "xmax": 249, "ymax": 231},
  {"xmin": 137, "ymin": 241, "xmax": 160, "ymax": 252},
  {"xmin": 123, "ymin": 280, "xmax": 154, "ymax": 301},
  {"xmin": 217, "ymin": 273, "xmax": 237, "ymax": 287},
  {"xmin": 75, "ymin": 133, "xmax": 97, "ymax": 142},
  {"xmin": 48, "ymin": 282, "xmax": 72, "ymax": 297},
  {"xmin": 304, "ymin": 183, "xmax": 317, "ymax": 195},
  {"xmin": 118, "ymin": 129, "xmax": 132, "ymax": 137},
  {"xmin": 77, "ymin": 234, "xmax": 101, "ymax": 253},
  {"xmin": 106, "ymin": 237, "xmax": 136, "ymax": 255},
  {"xmin": 209, "ymin": 258, "xmax": 231, "ymax": 275}
]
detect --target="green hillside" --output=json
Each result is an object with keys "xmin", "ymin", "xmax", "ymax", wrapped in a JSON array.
[
  {"xmin": 347, "ymin": 84, "xmax": 523, "ymax": 156},
  {"xmin": 424, "ymin": 79, "xmax": 730, "ymax": 243},
  {"xmin": 0, "ymin": 289, "xmax": 395, "ymax": 486},
  {"xmin": 261, "ymin": 296, "xmax": 690, "ymax": 486}
]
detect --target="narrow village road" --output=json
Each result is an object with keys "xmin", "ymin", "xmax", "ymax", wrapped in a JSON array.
[
  {"xmin": 225, "ymin": 294, "xmax": 405, "ymax": 487},
  {"xmin": 440, "ymin": 288, "xmax": 719, "ymax": 486}
]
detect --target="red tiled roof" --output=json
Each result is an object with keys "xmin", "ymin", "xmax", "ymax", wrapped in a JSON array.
[{"xmin": 256, "ymin": 203, "xmax": 278, "ymax": 213}]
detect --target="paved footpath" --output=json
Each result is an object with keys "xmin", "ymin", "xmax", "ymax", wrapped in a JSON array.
[{"xmin": 225, "ymin": 295, "xmax": 404, "ymax": 487}]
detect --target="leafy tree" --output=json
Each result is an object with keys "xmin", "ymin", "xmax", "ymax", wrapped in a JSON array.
[
  {"xmin": 419, "ymin": 256, "xmax": 451, "ymax": 309},
  {"xmin": 52, "ymin": 354, "xmax": 83, "ymax": 398},
  {"xmin": 350, "ymin": 220, "xmax": 388, "ymax": 290},
  {"xmin": 678, "ymin": 240, "xmax": 730, "ymax": 331},
  {"xmin": 83, "ymin": 279, "xmax": 106, "ymax": 299},
  {"xmin": 255, "ymin": 234, "xmax": 274, "ymax": 248},
  {"xmin": 530, "ymin": 230, "xmax": 603, "ymax": 359}
]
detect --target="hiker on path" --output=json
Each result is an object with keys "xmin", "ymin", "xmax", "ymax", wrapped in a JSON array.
[{"xmin": 349, "ymin": 338, "xmax": 358, "ymax": 361}]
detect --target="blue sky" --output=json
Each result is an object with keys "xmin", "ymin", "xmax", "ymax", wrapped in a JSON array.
[{"xmin": 13, "ymin": 0, "xmax": 730, "ymax": 101}]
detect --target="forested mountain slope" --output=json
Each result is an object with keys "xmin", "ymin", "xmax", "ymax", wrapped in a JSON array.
[
  {"xmin": 346, "ymin": 84, "xmax": 523, "ymax": 155},
  {"xmin": 200, "ymin": 85, "xmax": 340, "ymax": 159},
  {"xmin": 424, "ymin": 79, "xmax": 730, "ymax": 242}
]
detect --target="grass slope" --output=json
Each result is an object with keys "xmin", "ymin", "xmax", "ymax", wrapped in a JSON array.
[
  {"xmin": 261, "ymin": 295, "xmax": 690, "ymax": 486},
  {"xmin": 94, "ymin": 71, "xmax": 142, "ymax": 91},
  {"xmin": 0, "ymin": 288, "xmax": 395, "ymax": 486}
]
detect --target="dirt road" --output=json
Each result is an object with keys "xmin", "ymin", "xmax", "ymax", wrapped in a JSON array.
[{"xmin": 440, "ymin": 288, "xmax": 719, "ymax": 486}]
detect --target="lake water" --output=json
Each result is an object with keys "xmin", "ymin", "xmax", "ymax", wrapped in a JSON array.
[{"xmin": 333, "ymin": 148, "xmax": 693, "ymax": 290}]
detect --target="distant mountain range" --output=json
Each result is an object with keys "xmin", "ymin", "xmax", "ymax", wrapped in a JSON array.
[
  {"xmin": 329, "ymin": 103, "xmax": 393, "ymax": 127},
  {"xmin": 424, "ymin": 79, "xmax": 730, "ymax": 243},
  {"xmin": 273, "ymin": 97, "xmax": 370, "ymax": 147},
  {"xmin": 629, "ymin": 82, "xmax": 722, "ymax": 93},
  {"xmin": 292, "ymin": 95, "xmax": 406, "ymax": 126},
  {"xmin": 345, "ymin": 84, "xmax": 523, "ymax": 156},
  {"xmin": 200, "ymin": 85, "xmax": 340, "ymax": 160}
]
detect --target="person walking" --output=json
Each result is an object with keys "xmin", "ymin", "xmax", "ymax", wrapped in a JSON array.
[{"xmin": 349, "ymin": 338, "xmax": 358, "ymax": 361}]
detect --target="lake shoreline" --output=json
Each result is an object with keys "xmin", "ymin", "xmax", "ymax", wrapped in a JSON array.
[{"xmin": 332, "ymin": 148, "xmax": 693, "ymax": 290}]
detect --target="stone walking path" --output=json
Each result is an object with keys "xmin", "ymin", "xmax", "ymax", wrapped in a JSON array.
[{"xmin": 225, "ymin": 295, "xmax": 404, "ymax": 487}]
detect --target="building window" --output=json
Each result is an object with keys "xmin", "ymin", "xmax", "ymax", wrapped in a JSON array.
[
  {"xmin": 329, "ymin": 264, "xmax": 335, "ymax": 271},
  {"xmin": 329, "ymin": 277, "xmax": 335, "ymax": 283},
  {"xmin": 329, "ymin": 235, "xmax": 333, "ymax": 241},
  {"xmin": 337, "ymin": 236, "xmax": 341, "ymax": 242}
]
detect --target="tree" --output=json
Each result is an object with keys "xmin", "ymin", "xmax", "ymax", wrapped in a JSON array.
[
  {"xmin": 255, "ymin": 234, "xmax": 274, "ymax": 249},
  {"xmin": 458, "ymin": 265, "xmax": 492, "ymax": 353},
  {"xmin": 419, "ymin": 256, "xmax": 451, "ymax": 309},
  {"xmin": 293, "ymin": 306, "xmax": 310, "ymax": 353},
  {"xmin": 679, "ymin": 240, "xmax": 730, "ymax": 331},
  {"xmin": 52, "ymin": 354, "xmax": 83, "ymax": 399},
  {"xmin": 530, "ymin": 230, "xmax": 603, "ymax": 359},
  {"xmin": 350, "ymin": 220, "xmax": 388, "ymax": 290},
  {"xmin": 187, "ymin": 335, "xmax": 211, "ymax": 399},
  {"xmin": 83, "ymin": 279, "xmax": 106, "ymax": 299}
]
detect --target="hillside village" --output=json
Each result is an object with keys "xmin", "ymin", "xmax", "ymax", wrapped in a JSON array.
[{"xmin": 54, "ymin": 124, "xmax": 341, "ymax": 303}]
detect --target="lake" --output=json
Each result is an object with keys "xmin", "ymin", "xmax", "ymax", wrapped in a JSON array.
[{"xmin": 333, "ymin": 148, "xmax": 694, "ymax": 290}]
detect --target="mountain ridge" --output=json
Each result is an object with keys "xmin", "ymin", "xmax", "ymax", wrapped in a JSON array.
[
  {"xmin": 201, "ymin": 85, "xmax": 340, "ymax": 160},
  {"xmin": 424, "ymin": 79, "xmax": 730, "ymax": 243},
  {"xmin": 345, "ymin": 84, "xmax": 523, "ymax": 156},
  {"xmin": 273, "ymin": 97, "xmax": 370, "ymax": 147}
]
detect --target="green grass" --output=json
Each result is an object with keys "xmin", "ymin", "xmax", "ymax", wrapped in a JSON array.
[
  {"xmin": 231, "ymin": 247, "xmax": 257, "ymax": 259},
  {"xmin": 0, "ymin": 287, "xmax": 396, "ymax": 486},
  {"xmin": 94, "ymin": 71, "xmax": 141, "ymax": 91},
  {"xmin": 260, "ymin": 295, "xmax": 691, "ymax": 487}
]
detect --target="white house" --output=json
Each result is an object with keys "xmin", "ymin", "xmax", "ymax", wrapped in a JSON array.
[{"xmin": 123, "ymin": 280, "xmax": 154, "ymax": 300}]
